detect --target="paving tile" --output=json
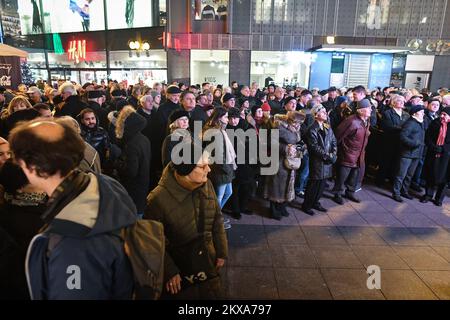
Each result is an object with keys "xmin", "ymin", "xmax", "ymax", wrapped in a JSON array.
[
  {"xmin": 321, "ymin": 269, "xmax": 385, "ymax": 300},
  {"xmin": 226, "ymin": 267, "xmax": 278, "ymax": 299},
  {"xmin": 328, "ymin": 212, "xmax": 370, "ymax": 227},
  {"xmin": 228, "ymin": 213, "xmax": 264, "ymax": 225},
  {"xmin": 270, "ymin": 245, "xmax": 318, "ymax": 268},
  {"xmin": 391, "ymin": 246, "xmax": 450, "ymax": 271},
  {"xmin": 360, "ymin": 213, "xmax": 405, "ymax": 227},
  {"xmin": 380, "ymin": 270, "xmax": 438, "ymax": 300},
  {"xmin": 337, "ymin": 227, "xmax": 387, "ymax": 246},
  {"xmin": 349, "ymin": 201, "xmax": 390, "ymax": 214},
  {"xmin": 301, "ymin": 226, "xmax": 348, "ymax": 245},
  {"xmin": 426, "ymin": 215, "xmax": 450, "ymax": 228},
  {"xmin": 310, "ymin": 246, "xmax": 363, "ymax": 269},
  {"xmin": 372, "ymin": 227, "xmax": 428, "ymax": 246},
  {"xmin": 378, "ymin": 201, "xmax": 421, "ymax": 214},
  {"xmin": 264, "ymin": 225, "xmax": 307, "ymax": 246},
  {"xmin": 227, "ymin": 245, "xmax": 273, "ymax": 267},
  {"xmin": 274, "ymin": 268, "xmax": 331, "ymax": 300},
  {"xmin": 393, "ymin": 213, "xmax": 441, "ymax": 228},
  {"xmin": 295, "ymin": 212, "xmax": 336, "ymax": 227},
  {"xmin": 408, "ymin": 228, "xmax": 450, "ymax": 246},
  {"xmin": 226, "ymin": 225, "xmax": 267, "ymax": 247},
  {"xmin": 431, "ymin": 247, "xmax": 450, "ymax": 263},
  {"xmin": 351, "ymin": 245, "xmax": 410, "ymax": 270},
  {"xmin": 415, "ymin": 271, "xmax": 450, "ymax": 299}
]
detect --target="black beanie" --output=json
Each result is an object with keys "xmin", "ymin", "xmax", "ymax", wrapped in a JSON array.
[
  {"xmin": 169, "ymin": 109, "xmax": 190, "ymax": 124},
  {"xmin": 172, "ymin": 142, "xmax": 204, "ymax": 176}
]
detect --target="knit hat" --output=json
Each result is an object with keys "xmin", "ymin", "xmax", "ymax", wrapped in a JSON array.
[
  {"xmin": 311, "ymin": 104, "xmax": 327, "ymax": 118},
  {"xmin": 261, "ymin": 102, "xmax": 271, "ymax": 112},
  {"xmin": 251, "ymin": 105, "xmax": 262, "ymax": 117},
  {"xmin": 228, "ymin": 107, "xmax": 241, "ymax": 119},
  {"xmin": 356, "ymin": 99, "xmax": 371, "ymax": 110},
  {"xmin": 336, "ymin": 95, "xmax": 349, "ymax": 107},
  {"xmin": 169, "ymin": 109, "xmax": 190, "ymax": 124},
  {"xmin": 409, "ymin": 105, "xmax": 424, "ymax": 116},
  {"xmin": 442, "ymin": 107, "xmax": 450, "ymax": 116},
  {"xmin": 150, "ymin": 90, "xmax": 160, "ymax": 99},
  {"xmin": 222, "ymin": 93, "xmax": 235, "ymax": 104},
  {"xmin": 172, "ymin": 142, "xmax": 204, "ymax": 176}
]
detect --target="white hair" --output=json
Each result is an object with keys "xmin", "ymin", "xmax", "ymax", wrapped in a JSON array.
[
  {"xmin": 59, "ymin": 82, "xmax": 77, "ymax": 96},
  {"xmin": 139, "ymin": 95, "xmax": 153, "ymax": 106}
]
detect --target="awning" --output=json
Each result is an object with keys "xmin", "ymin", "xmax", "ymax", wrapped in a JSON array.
[
  {"xmin": 307, "ymin": 44, "xmax": 411, "ymax": 54},
  {"xmin": 0, "ymin": 43, "xmax": 28, "ymax": 58}
]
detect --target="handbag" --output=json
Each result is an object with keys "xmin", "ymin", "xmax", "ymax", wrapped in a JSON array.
[
  {"xmin": 284, "ymin": 144, "xmax": 301, "ymax": 170},
  {"xmin": 168, "ymin": 195, "xmax": 218, "ymax": 287}
]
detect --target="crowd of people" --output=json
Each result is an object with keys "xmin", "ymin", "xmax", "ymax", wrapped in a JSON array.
[{"xmin": 0, "ymin": 78, "xmax": 449, "ymax": 300}]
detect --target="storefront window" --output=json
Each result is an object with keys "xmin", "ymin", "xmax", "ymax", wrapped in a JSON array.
[
  {"xmin": 109, "ymin": 69, "xmax": 167, "ymax": 87},
  {"xmin": 47, "ymin": 51, "xmax": 107, "ymax": 69},
  {"xmin": 190, "ymin": 50, "xmax": 229, "ymax": 86},
  {"xmin": 250, "ymin": 51, "xmax": 311, "ymax": 88},
  {"xmin": 27, "ymin": 52, "xmax": 46, "ymax": 68},
  {"xmin": 109, "ymin": 50, "xmax": 167, "ymax": 69}
]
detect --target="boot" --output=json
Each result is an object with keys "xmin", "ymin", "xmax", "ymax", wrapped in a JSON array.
[
  {"xmin": 270, "ymin": 202, "xmax": 282, "ymax": 220},
  {"xmin": 280, "ymin": 203, "xmax": 290, "ymax": 217}
]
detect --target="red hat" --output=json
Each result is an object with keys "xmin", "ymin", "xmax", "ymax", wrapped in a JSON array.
[{"xmin": 261, "ymin": 102, "xmax": 271, "ymax": 112}]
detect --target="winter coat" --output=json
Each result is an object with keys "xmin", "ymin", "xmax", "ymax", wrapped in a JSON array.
[
  {"xmin": 399, "ymin": 117, "xmax": 425, "ymax": 159},
  {"xmin": 269, "ymin": 99, "xmax": 283, "ymax": 115},
  {"xmin": 335, "ymin": 114, "xmax": 371, "ymax": 168},
  {"xmin": 424, "ymin": 118, "xmax": 450, "ymax": 185},
  {"xmin": 264, "ymin": 115, "xmax": 301, "ymax": 202},
  {"xmin": 144, "ymin": 165, "xmax": 228, "ymax": 297},
  {"xmin": 80, "ymin": 120, "xmax": 111, "ymax": 164},
  {"xmin": 54, "ymin": 95, "xmax": 87, "ymax": 119},
  {"xmin": 227, "ymin": 121, "xmax": 255, "ymax": 184},
  {"xmin": 305, "ymin": 121, "xmax": 337, "ymax": 180},
  {"xmin": 26, "ymin": 172, "xmax": 137, "ymax": 299},
  {"xmin": 190, "ymin": 105, "xmax": 209, "ymax": 128},
  {"xmin": 116, "ymin": 110, "xmax": 151, "ymax": 213},
  {"xmin": 350, "ymin": 100, "xmax": 377, "ymax": 127},
  {"xmin": 161, "ymin": 129, "xmax": 192, "ymax": 168}
]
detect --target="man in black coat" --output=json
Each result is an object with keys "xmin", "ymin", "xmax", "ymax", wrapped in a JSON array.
[
  {"xmin": 148, "ymin": 85, "xmax": 182, "ymax": 189},
  {"xmin": 55, "ymin": 82, "xmax": 87, "ymax": 118},
  {"xmin": 190, "ymin": 93, "xmax": 210, "ymax": 128},
  {"xmin": 392, "ymin": 105, "xmax": 425, "ymax": 202},
  {"xmin": 376, "ymin": 95, "xmax": 409, "ymax": 185},
  {"xmin": 302, "ymin": 104, "xmax": 337, "ymax": 215},
  {"xmin": 322, "ymin": 86, "xmax": 339, "ymax": 112}
]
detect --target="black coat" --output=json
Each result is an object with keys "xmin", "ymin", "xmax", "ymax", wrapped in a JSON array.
[
  {"xmin": 190, "ymin": 105, "xmax": 209, "ymax": 128},
  {"xmin": 305, "ymin": 122, "xmax": 337, "ymax": 180},
  {"xmin": 117, "ymin": 112, "xmax": 151, "ymax": 213},
  {"xmin": 55, "ymin": 95, "xmax": 87, "ymax": 118},
  {"xmin": 227, "ymin": 121, "xmax": 255, "ymax": 184},
  {"xmin": 399, "ymin": 117, "xmax": 425, "ymax": 159},
  {"xmin": 424, "ymin": 118, "xmax": 450, "ymax": 185}
]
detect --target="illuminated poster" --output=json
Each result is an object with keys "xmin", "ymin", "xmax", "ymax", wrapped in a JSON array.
[
  {"xmin": 106, "ymin": 0, "xmax": 153, "ymax": 29},
  {"xmin": 0, "ymin": 0, "xmax": 22, "ymax": 36},
  {"xmin": 193, "ymin": 0, "xmax": 228, "ymax": 21}
]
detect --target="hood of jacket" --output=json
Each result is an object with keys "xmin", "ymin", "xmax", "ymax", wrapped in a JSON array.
[
  {"xmin": 46, "ymin": 173, "xmax": 137, "ymax": 238},
  {"xmin": 116, "ymin": 108, "xmax": 147, "ymax": 142}
]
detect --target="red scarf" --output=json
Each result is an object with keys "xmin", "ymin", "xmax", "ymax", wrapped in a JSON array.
[{"xmin": 436, "ymin": 116, "xmax": 450, "ymax": 157}]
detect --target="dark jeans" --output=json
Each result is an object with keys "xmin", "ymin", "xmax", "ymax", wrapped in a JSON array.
[
  {"xmin": 295, "ymin": 153, "xmax": 309, "ymax": 193},
  {"xmin": 425, "ymin": 183, "xmax": 447, "ymax": 203},
  {"xmin": 393, "ymin": 157, "xmax": 419, "ymax": 196},
  {"xmin": 333, "ymin": 165, "xmax": 359, "ymax": 196},
  {"xmin": 411, "ymin": 156, "xmax": 425, "ymax": 187},
  {"xmin": 230, "ymin": 181, "xmax": 253, "ymax": 213},
  {"xmin": 303, "ymin": 179, "xmax": 327, "ymax": 210}
]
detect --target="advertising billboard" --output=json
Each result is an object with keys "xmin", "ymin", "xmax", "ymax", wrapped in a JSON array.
[{"xmin": 193, "ymin": 0, "xmax": 228, "ymax": 21}]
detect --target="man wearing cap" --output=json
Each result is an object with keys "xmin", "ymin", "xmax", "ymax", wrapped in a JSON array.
[
  {"xmin": 221, "ymin": 93, "xmax": 236, "ymax": 110},
  {"xmin": 323, "ymin": 87, "xmax": 339, "ymax": 112},
  {"xmin": 332, "ymin": 99, "xmax": 372, "ymax": 204},
  {"xmin": 302, "ymin": 104, "xmax": 337, "ymax": 215},
  {"xmin": 392, "ymin": 105, "xmax": 426, "ymax": 202},
  {"xmin": 87, "ymin": 90, "xmax": 109, "ymax": 129},
  {"xmin": 351, "ymin": 85, "xmax": 377, "ymax": 127},
  {"xmin": 56, "ymin": 82, "xmax": 87, "ymax": 118},
  {"xmin": 27, "ymin": 86, "xmax": 45, "ymax": 106}
]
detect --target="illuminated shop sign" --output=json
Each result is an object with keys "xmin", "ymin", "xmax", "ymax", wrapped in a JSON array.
[
  {"xmin": 67, "ymin": 39, "xmax": 87, "ymax": 63},
  {"xmin": 406, "ymin": 39, "xmax": 450, "ymax": 55}
]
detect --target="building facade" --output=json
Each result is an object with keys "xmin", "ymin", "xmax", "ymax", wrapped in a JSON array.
[{"xmin": 1, "ymin": 0, "xmax": 449, "ymax": 90}]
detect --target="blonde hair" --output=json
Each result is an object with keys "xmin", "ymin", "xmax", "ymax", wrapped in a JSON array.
[{"xmin": 3, "ymin": 96, "xmax": 32, "ymax": 119}]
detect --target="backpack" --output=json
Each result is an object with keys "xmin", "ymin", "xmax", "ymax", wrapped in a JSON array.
[{"xmin": 121, "ymin": 219, "xmax": 165, "ymax": 300}]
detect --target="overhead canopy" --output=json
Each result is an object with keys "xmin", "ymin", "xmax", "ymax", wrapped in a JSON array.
[
  {"xmin": 307, "ymin": 44, "xmax": 411, "ymax": 54},
  {"xmin": 0, "ymin": 43, "xmax": 28, "ymax": 58}
]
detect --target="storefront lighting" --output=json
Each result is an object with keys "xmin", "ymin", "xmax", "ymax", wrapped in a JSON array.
[
  {"xmin": 210, "ymin": 62, "xmax": 216, "ymax": 67},
  {"xmin": 142, "ymin": 42, "xmax": 150, "ymax": 50},
  {"xmin": 326, "ymin": 36, "xmax": 335, "ymax": 44}
]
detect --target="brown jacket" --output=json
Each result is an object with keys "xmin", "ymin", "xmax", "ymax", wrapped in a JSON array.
[{"xmin": 335, "ymin": 114, "xmax": 371, "ymax": 168}]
